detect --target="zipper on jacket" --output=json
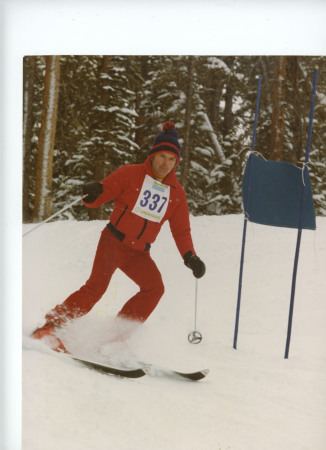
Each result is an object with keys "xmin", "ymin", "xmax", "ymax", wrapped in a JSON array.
[
  {"xmin": 115, "ymin": 205, "xmax": 128, "ymax": 226},
  {"xmin": 137, "ymin": 219, "xmax": 148, "ymax": 240}
]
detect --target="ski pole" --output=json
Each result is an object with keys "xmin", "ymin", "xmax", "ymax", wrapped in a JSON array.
[
  {"xmin": 188, "ymin": 278, "xmax": 203, "ymax": 344},
  {"xmin": 23, "ymin": 195, "xmax": 86, "ymax": 237}
]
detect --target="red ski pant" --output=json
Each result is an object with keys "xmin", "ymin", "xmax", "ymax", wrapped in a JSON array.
[{"xmin": 46, "ymin": 227, "xmax": 165, "ymax": 326}]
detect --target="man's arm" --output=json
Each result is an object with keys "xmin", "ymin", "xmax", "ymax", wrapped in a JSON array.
[
  {"xmin": 169, "ymin": 194, "xmax": 206, "ymax": 278},
  {"xmin": 82, "ymin": 165, "xmax": 127, "ymax": 208},
  {"xmin": 168, "ymin": 191, "xmax": 195, "ymax": 257}
]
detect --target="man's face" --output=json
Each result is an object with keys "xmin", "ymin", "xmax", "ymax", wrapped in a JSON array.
[{"xmin": 151, "ymin": 152, "xmax": 177, "ymax": 178}]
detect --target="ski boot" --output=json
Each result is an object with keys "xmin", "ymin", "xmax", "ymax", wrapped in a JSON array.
[{"xmin": 32, "ymin": 322, "xmax": 68, "ymax": 353}]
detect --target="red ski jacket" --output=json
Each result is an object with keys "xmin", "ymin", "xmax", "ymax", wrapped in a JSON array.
[{"xmin": 83, "ymin": 158, "xmax": 196, "ymax": 257}]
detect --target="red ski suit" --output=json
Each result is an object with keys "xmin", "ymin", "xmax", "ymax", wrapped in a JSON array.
[{"xmin": 46, "ymin": 158, "xmax": 196, "ymax": 325}]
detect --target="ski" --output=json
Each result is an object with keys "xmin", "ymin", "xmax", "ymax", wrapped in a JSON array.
[
  {"xmin": 173, "ymin": 369, "xmax": 209, "ymax": 381},
  {"xmin": 140, "ymin": 362, "xmax": 209, "ymax": 381},
  {"xmin": 30, "ymin": 337, "xmax": 208, "ymax": 381},
  {"xmin": 68, "ymin": 355, "xmax": 208, "ymax": 381},
  {"xmin": 67, "ymin": 354, "xmax": 146, "ymax": 379}
]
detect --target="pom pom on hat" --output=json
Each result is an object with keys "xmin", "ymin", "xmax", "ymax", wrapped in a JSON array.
[
  {"xmin": 162, "ymin": 121, "xmax": 175, "ymax": 132},
  {"xmin": 147, "ymin": 121, "xmax": 181, "ymax": 164}
]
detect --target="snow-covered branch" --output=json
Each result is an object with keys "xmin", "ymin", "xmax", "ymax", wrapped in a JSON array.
[{"xmin": 198, "ymin": 111, "xmax": 226, "ymax": 163}]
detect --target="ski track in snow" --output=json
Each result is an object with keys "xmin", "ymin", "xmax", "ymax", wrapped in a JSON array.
[{"xmin": 21, "ymin": 215, "xmax": 326, "ymax": 450}]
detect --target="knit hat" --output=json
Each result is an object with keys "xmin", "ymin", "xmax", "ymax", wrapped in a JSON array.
[{"xmin": 147, "ymin": 122, "xmax": 181, "ymax": 165}]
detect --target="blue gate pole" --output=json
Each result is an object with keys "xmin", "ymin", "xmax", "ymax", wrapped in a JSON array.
[
  {"xmin": 284, "ymin": 66, "xmax": 319, "ymax": 359},
  {"xmin": 233, "ymin": 75, "xmax": 262, "ymax": 350}
]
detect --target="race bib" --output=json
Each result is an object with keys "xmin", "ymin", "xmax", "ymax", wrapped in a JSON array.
[{"xmin": 132, "ymin": 175, "xmax": 170, "ymax": 223}]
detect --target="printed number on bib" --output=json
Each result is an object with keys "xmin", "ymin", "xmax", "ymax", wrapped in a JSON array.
[{"xmin": 132, "ymin": 175, "xmax": 170, "ymax": 223}]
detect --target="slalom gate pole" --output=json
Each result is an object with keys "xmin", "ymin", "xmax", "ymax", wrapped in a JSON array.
[
  {"xmin": 233, "ymin": 75, "xmax": 262, "ymax": 350},
  {"xmin": 284, "ymin": 66, "xmax": 319, "ymax": 359},
  {"xmin": 23, "ymin": 195, "xmax": 86, "ymax": 237}
]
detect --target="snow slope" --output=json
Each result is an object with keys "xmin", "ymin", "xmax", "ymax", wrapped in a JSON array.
[{"xmin": 22, "ymin": 215, "xmax": 326, "ymax": 450}]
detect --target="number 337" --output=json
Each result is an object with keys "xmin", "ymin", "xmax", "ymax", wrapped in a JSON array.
[{"xmin": 140, "ymin": 190, "xmax": 168, "ymax": 213}]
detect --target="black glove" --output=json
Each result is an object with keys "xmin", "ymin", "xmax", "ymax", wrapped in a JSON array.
[
  {"xmin": 82, "ymin": 182, "xmax": 104, "ymax": 203},
  {"xmin": 184, "ymin": 251, "xmax": 206, "ymax": 278}
]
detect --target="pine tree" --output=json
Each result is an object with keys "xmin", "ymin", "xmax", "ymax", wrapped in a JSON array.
[
  {"xmin": 270, "ymin": 56, "xmax": 287, "ymax": 161},
  {"xmin": 298, "ymin": 58, "xmax": 326, "ymax": 215},
  {"xmin": 33, "ymin": 55, "xmax": 61, "ymax": 221},
  {"xmin": 23, "ymin": 55, "xmax": 326, "ymax": 221},
  {"xmin": 23, "ymin": 56, "xmax": 36, "ymax": 222}
]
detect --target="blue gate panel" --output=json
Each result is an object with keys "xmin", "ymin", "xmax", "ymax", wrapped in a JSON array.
[{"xmin": 242, "ymin": 154, "xmax": 316, "ymax": 230}]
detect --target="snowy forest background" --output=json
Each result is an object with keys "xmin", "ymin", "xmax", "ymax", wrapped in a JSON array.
[{"xmin": 22, "ymin": 55, "xmax": 326, "ymax": 223}]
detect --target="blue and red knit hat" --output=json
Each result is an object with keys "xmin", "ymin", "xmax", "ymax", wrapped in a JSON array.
[{"xmin": 147, "ymin": 122, "xmax": 181, "ymax": 165}]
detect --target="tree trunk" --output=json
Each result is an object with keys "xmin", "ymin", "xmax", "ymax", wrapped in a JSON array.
[
  {"xmin": 23, "ymin": 56, "xmax": 36, "ymax": 223},
  {"xmin": 33, "ymin": 55, "xmax": 61, "ymax": 221},
  {"xmin": 270, "ymin": 56, "xmax": 287, "ymax": 160},
  {"xmin": 210, "ymin": 75, "xmax": 223, "ymax": 133},
  {"xmin": 223, "ymin": 75, "xmax": 234, "ymax": 138},
  {"xmin": 181, "ymin": 56, "xmax": 194, "ymax": 191},
  {"xmin": 88, "ymin": 55, "xmax": 111, "ymax": 220},
  {"xmin": 289, "ymin": 56, "xmax": 303, "ymax": 163},
  {"xmin": 134, "ymin": 56, "xmax": 148, "ymax": 153}
]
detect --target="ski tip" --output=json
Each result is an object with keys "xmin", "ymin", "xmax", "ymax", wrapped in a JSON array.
[
  {"xmin": 174, "ymin": 368, "xmax": 210, "ymax": 381},
  {"xmin": 193, "ymin": 369, "xmax": 210, "ymax": 381}
]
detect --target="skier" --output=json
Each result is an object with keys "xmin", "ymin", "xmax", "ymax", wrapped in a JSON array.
[{"xmin": 33, "ymin": 122, "xmax": 206, "ymax": 352}]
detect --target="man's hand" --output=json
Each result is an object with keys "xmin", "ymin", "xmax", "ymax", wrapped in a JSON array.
[
  {"xmin": 82, "ymin": 182, "xmax": 103, "ymax": 203},
  {"xmin": 184, "ymin": 252, "xmax": 206, "ymax": 278}
]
